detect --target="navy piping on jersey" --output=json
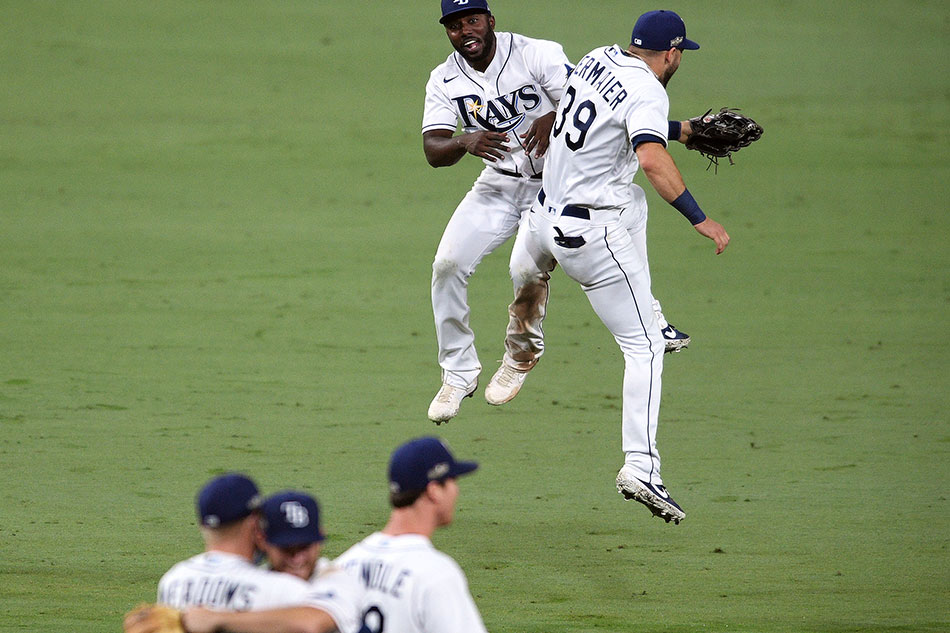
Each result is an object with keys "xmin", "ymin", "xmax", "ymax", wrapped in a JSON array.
[
  {"xmin": 630, "ymin": 132, "xmax": 666, "ymax": 149},
  {"xmin": 451, "ymin": 32, "xmax": 512, "ymax": 91},
  {"xmin": 493, "ymin": 33, "xmax": 515, "ymax": 95},
  {"xmin": 453, "ymin": 55, "xmax": 481, "ymax": 88},
  {"xmin": 601, "ymin": 226, "xmax": 660, "ymax": 482}
]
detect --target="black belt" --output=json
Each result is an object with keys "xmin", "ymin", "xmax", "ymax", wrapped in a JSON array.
[
  {"xmin": 494, "ymin": 168, "xmax": 543, "ymax": 180},
  {"xmin": 537, "ymin": 188, "xmax": 591, "ymax": 220}
]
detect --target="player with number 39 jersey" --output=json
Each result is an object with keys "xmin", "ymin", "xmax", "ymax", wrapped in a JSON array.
[
  {"xmin": 507, "ymin": 10, "xmax": 731, "ymax": 524},
  {"xmin": 543, "ymin": 45, "xmax": 670, "ymax": 216}
]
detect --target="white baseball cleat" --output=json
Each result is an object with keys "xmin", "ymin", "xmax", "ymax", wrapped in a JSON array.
[
  {"xmin": 427, "ymin": 381, "xmax": 477, "ymax": 424},
  {"xmin": 616, "ymin": 466, "xmax": 686, "ymax": 524},
  {"xmin": 484, "ymin": 363, "xmax": 530, "ymax": 405}
]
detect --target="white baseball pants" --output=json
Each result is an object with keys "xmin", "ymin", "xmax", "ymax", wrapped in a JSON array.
[
  {"xmin": 508, "ymin": 201, "xmax": 666, "ymax": 485},
  {"xmin": 431, "ymin": 168, "xmax": 546, "ymax": 388}
]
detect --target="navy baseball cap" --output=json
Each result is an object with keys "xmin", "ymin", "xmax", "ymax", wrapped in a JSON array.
[
  {"xmin": 440, "ymin": 0, "xmax": 491, "ymax": 24},
  {"xmin": 196, "ymin": 473, "xmax": 262, "ymax": 528},
  {"xmin": 388, "ymin": 436, "xmax": 479, "ymax": 493},
  {"xmin": 260, "ymin": 491, "xmax": 325, "ymax": 547},
  {"xmin": 631, "ymin": 10, "xmax": 700, "ymax": 51}
]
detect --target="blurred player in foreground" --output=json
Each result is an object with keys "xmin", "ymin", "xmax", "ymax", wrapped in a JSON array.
[
  {"xmin": 133, "ymin": 440, "xmax": 488, "ymax": 632},
  {"xmin": 335, "ymin": 436, "xmax": 489, "ymax": 632},
  {"xmin": 258, "ymin": 490, "xmax": 330, "ymax": 583},
  {"xmin": 124, "ymin": 473, "xmax": 363, "ymax": 633}
]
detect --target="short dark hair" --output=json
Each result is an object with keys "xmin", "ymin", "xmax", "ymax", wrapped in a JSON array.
[
  {"xmin": 390, "ymin": 488, "xmax": 425, "ymax": 508},
  {"xmin": 389, "ymin": 479, "xmax": 450, "ymax": 508}
]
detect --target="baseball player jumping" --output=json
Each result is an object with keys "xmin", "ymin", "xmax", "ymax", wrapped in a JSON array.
[
  {"xmin": 505, "ymin": 10, "xmax": 730, "ymax": 524},
  {"xmin": 424, "ymin": 0, "xmax": 692, "ymax": 424}
]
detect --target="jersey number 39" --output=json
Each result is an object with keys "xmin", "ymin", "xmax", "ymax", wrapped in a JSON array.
[{"xmin": 552, "ymin": 85, "xmax": 597, "ymax": 151}]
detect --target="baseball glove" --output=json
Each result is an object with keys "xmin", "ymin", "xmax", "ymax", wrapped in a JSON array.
[
  {"xmin": 123, "ymin": 603, "xmax": 185, "ymax": 633},
  {"xmin": 686, "ymin": 108, "xmax": 763, "ymax": 169}
]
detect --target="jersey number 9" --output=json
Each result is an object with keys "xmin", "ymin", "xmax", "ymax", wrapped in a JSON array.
[
  {"xmin": 358, "ymin": 605, "xmax": 384, "ymax": 633},
  {"xmin": 552, "ymin": 85, "xmax": 597, "ymax": 151}
]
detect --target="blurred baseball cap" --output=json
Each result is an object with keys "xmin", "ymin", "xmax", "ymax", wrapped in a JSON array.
[
  {"xmin": 260, "ymin": 491, "xmax": 325, "ymax": 547},
  {"xmin": 631, "ymin": 10, "xmax": 700, "ymax": 51},
  {"xmin": 196, "ymin": 473, "xmax": 261, "ymax": 528},
  {"xmin": 440, "ymin": 0, "xmax": 491, "ymax": 24},
  {"xmin": 389, "ymin": 436, "xmax": 479, "ymax": 493}
]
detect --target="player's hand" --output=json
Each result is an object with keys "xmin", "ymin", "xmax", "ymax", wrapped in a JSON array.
[
  {"xmin": 692, "ymin": 217, "xmax": 730, "ymax": 254},
  {"xmin": 521, "ymin": 111, "xmax": 556, "ymax": 158},
  {"xmin": 460, "ymin": 130, "xmax": 510, "ymax": 162},
  {"xmin": 180, "ymin": 608, "xmax": 217, "ymax": 633}
]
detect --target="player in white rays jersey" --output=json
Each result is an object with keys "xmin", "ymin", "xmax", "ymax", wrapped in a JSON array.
[
  {"xmin": 423, "ymin": 0, "xmax": 570, "ymax": 424},
  {"xmin": 157, "ymin": 474, "xmax": 364, "ymax": 633},
  {"xmin": 336, "ymin": 437, "xmax": 487, "ymax": 633},
  {"xmin": 158, "ymin": 474, "xmax": 317, "ymax": 612},
  {"xmin": 507, "ymin": 10, "xmax": 731, "ymax": 524}
]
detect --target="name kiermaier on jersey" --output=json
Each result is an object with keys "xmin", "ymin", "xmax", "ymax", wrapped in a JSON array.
[
  {"xmin": 571, "ymin": 54, "xmax": 629, "ymax": 111},
  {"xmin": 451, "ymin": 84, "xmax": 542, "ymax": 132}
]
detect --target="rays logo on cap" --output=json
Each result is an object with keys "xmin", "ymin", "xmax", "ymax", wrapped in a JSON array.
[
  {"xmin": 281, "ymin": 501, "xmax": 310, "ymax": 528},
  {"xmin": 671, "ymin": 36, "xmax": 683, "ymax": 47},
  {"xmin": 427, "ymin": 462, "xmax": 450, "ymax": 480}
]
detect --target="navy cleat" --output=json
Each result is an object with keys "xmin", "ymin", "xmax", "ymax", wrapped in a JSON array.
[
  {"xmin": 660, "ymin": 323, "xmax": 690, "ymax": 353},
  {"xmin": 653, "ymin": 299, "xmax": 690, "ymax": 353},
  {"xmin": 616, "ymin": 467, "xmax": 686, "ymax": 524}
]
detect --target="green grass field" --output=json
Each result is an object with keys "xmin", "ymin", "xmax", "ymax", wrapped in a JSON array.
[{"xmin": 1, "ymin": 1, "xmax": 948, "ymax": 631}]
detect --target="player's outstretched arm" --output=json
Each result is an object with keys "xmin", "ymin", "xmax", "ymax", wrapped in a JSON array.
[
  {"xmin": 636, "ymin": 141, "xmax": 729, "ymax": 254},
  {"xmin": 182, "ymin": 606, "xmax": 337, "ymax": 633},
  {"xmin": 423, "ymin": 129, "xmax": 510, "ymax": 167}
]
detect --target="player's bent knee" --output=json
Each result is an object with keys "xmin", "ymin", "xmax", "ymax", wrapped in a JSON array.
[
  {"xmin": 433, "ymin": 258, "xmax": 475, "ymax": 286},
  {"xmin": 510, "ymin": 266, "xmax": 542, "ymax": 287},
  {"xmin": 433, "ymin": 258, "xmax": 459, "ymax": 279}
]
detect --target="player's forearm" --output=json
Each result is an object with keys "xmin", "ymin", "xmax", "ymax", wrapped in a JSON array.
[
  {"xmin": 637, "ymin": 141, "xmax": 709, "ymax": 226},
  {"xmin": 183, "ymin": 606, "xmax": 335, "ymax": 633},
  {"xmin": 423, "ymin": 133, "xmax": 468, "ymax": 167},
  {"xmin": 636, "ymin": 142, "xmax": 687, "ymax": 202}
]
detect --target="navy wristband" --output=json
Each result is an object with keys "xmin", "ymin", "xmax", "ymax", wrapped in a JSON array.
[
  {"xmin": 671, "ymin": 188, "xmax": 706, "ymax": 225},
  {"xmin": 668, "ymin": 120, "xmax": 682, "ymax": 141}
]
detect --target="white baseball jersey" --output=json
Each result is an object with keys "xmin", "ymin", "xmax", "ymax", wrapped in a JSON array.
[
  {"xmin": 304, "ymin": 556, "xmax": 334, "ymax": 584},
  {"xmin": 335, "ymin": 532, "xmax": 489, "ymax": 633},
  {"xmin": 423, "ymin": 31, "xmax": 570, "ymax": 176},
  {"xmin": 543, "ymin": 45, "xmax": 668, "ymax": 215},
  {"xmin": 158, "ymin": 551, "xmax": 364, "ymax": 633}
]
